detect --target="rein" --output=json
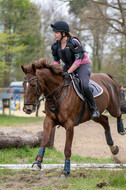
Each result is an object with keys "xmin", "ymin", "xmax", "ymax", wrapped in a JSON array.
[{"xmin": 45, "ymin": 76, "xmax": 72, "ymax": 122}]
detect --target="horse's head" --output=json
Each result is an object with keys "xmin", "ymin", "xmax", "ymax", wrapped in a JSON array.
[{"xmin": 21, "ymin": 64, "xmax": 43, "ymax": 114}]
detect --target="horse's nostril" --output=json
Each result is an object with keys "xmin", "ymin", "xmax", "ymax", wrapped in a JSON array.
[{"xmin": 26, "ymin": 109, "xmax": 32, "ymax": 114}]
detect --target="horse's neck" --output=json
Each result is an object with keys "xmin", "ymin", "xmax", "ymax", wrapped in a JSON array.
[{"xmin": 39, "ymin": 69, "xmax": 63, "ymax": 96}]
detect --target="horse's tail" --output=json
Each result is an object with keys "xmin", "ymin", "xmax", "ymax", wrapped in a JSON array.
[
  {"xmin": 107, "ymin": 74, "xmax": 114, "ymax": 80},
  {"xmin": 107, "ymin": 74, "xmax": 118, "ymax": 84}
]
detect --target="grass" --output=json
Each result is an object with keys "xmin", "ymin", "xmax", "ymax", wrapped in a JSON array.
[
  {"xmin": 0, "ymin": 114, "xmax": 44, "ymax": 126},
  {"xmin": 0, "ymin": 168, "xmax": 126, "ymax": 190},
  {"xmin": 0, "ymin": 146, "xmax": 114, "ymax": 164}
]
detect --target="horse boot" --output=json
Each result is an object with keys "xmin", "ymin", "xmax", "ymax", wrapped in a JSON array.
[
  {"xmin": 84, "ymin": 86, "xmax": 100, "ymax": 119},
  {"xmin": 42, "ymin": 110, "xmax": 46, "ymax": 114}
]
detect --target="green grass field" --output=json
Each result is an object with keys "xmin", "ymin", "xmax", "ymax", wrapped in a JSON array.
[
  {"xmin": 0, "ymin": 113, "xmax": 126, "ymax": 127},
  {"xmin": 0, "ymin": 114, "xmax": 44, "ymax": 126},
  {"xmin": 0, "ymin": 146, "xmax": 113, "ymax": 164},
  {"xmin": 0, "ymin": 167, "xmax": 126, "ymax": 189}
]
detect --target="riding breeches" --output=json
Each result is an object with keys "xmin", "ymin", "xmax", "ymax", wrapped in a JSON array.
[{"xmin": 63, "ymin": 63, "xmax": 91, "ymax": 91}]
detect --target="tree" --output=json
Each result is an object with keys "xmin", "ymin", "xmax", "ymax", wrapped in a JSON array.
[
  {"xmin": 0, "ymin": 0, "xmax": 43, "ymax": 87},
  {"xmin": 90, "ymin": 0, "xmax": 126, "ymax": 36},
  {"xmin": 64, "ymin": 0, "xmax": 126, "ymax": 84},
  {"xmin": 0, "ymin": 32, "xmax": 26, "ymax": 86},
  {"xmin": 89, "ymin": 0, "xmax": 126, "ymax": 84}
]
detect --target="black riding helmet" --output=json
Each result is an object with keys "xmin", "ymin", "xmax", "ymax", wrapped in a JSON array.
[{"xmin": 51, "ymin": 21, "xmax": 70, "ymax": 33}]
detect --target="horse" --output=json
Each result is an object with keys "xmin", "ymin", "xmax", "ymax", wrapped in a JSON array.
[{"xmin": 21, "ymin": 58, "xmax": 125, "ymax": 177}]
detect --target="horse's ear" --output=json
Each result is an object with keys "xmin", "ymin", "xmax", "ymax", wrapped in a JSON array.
[
  {"xmin": 21, "ymin": 65, "xmax": 27, "ymax": 74},
  {"xmin": 32, "ymin": 64, "xmax": 36, "ymax": 73}
]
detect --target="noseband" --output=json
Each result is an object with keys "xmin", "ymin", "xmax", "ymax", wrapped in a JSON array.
[{"xmin": 24, "ymin": 74, "xmax": 44, "ymax": 108}]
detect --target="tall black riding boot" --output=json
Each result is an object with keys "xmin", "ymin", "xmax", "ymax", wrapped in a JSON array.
[{"xmin": 84, "ymin": 87, "xmax": 100, "ymax": 119}]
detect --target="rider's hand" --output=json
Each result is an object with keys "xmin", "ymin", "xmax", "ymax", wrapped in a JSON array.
[{"xmin": 62, "ymin": 72, "xmax": 70, "ymax": 79}]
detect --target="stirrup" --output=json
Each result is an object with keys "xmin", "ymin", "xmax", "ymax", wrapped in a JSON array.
[{"xmin": 91, "ymin": 108, "xmax": 100, "ymax": 119}]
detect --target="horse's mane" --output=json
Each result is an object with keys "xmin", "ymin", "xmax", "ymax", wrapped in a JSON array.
[{"xmin": 26, "ymin": 58, "xmax": 63, "ymax": 75}]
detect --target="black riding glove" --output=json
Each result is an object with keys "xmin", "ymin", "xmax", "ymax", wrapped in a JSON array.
[{"xmin": 62, "ymin": 72, "xmax": 70, "ymax": 79}]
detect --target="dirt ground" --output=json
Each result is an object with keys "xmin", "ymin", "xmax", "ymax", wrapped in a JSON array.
[
  {"xmin": 6, "ymin": 119, "xmax": 126, "ymax": 163},
  {"xmin": 0, "ymin": 103, "xmax": 126, "ymax": 190},
  {"xmin": 0, "ymin": 101, "xmax": 126, "ymax": 163}
]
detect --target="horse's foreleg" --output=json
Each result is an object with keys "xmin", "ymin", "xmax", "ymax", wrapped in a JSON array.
[
  {"xmin": 94, "ymin": 115, "xmax": 119, "ymax": 155},
  {"xmin": 117, "ymin": 115, "xmax": 126, "ymax": 135},
  {"xmin": 60, "ymin": 124, "xmax": 74, "ymax": 177},
  {"xmin": 32, "ymin": 117, "xmax": 55, "ymax": 170}
]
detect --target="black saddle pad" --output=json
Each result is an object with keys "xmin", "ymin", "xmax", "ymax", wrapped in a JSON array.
[{"xmin": 70, "ymin": 73, "xmax": 103, "ymax": 101}]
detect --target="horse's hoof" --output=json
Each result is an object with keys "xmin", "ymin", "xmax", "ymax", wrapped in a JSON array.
[
  {"xmin": 31, "ymin": 160, "xmax": 41, "ymax": 170},
  {"xmin": 59, "ymin": 174, "xmax": 66, "ymax": 179},
  {"xmin": 59, "ymin": 170, "xmax": 70, "ymax": 179},
  {"xmin": 31, "ymin": 164, "xmax": 41, "ymax": 170},
  {"xmin": 119, "ymin": 129, "xmax": 126, "ymax": 135},
  {"xmin": 110, "ymin": 145, "xmax": 119, "ymax": 155}
]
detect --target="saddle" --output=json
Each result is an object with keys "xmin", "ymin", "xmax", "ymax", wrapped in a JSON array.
[
  {"xmin": 70, "ymin": 73, "xmax": 103, "ymax": 101},
  {"xmin": 69, "ymin": 73, "xmax": 103, "ymax": 126}
]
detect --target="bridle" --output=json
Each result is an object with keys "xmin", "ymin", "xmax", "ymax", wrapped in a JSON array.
[
  {"xmin": 24, "ymin": 73, "xmax": 72, "ymax": 123},
  {"xmin": 24, "ymin": 73, "xmax": 44, "ymax": 109}
]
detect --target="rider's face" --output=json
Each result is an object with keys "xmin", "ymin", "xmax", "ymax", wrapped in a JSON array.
[{"xmin": 54, "ymin": 32, "xmax": 62, "ymax": 41}]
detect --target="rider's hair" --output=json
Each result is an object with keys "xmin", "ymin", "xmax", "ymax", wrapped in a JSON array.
[{"xmin": 65, "ymin": 32, "xmax": 72, "ymax": 37}]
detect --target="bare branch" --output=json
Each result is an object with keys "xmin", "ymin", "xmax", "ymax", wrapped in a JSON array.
[
  {"xmin": 87, "ymin": 16, "xmax": 123, "ymax": 26},
  {"xmin": 91, "ymin": 0, "xmax": 126, "ymax": 10},
  {"xmin": 117, "ymin": 0, "xmax": 125, "ymax": 26}
]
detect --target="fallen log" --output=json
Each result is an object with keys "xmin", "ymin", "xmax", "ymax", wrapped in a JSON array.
[
  {"xmin": 0, "ymin": 126, "xmax": 56, "ymax": 149},
  {"xmin": 0, "ymin": 128, "xmax": 43, "ymax": 148}
]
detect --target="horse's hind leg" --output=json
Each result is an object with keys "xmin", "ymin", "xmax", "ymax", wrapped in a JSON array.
[
  {"xmin": 117, "ymin": 115, "xmax": 126, "ymax": 135},
  {"xmin": 107, "ymin": 93, "xmax": 126, "ymax": 135},
  {"xmin": 109, "ymin": 110, "xmax": 126, "ymax": 135},
  {"xmin": 94, "ymin": 115, "xmax": 119, "ymax": 155}
]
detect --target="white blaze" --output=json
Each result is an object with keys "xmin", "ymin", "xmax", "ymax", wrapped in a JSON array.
[{"xmin": 26, "ymin": 82, "xmax": 29, "ymax": 95}]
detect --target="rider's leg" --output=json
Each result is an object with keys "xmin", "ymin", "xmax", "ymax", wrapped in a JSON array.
[
  {"xmin": 76, "ymin": 63, "xmax": 100, "ymax": 119},
  {"xmin": 84, "ymin": 86, "xmax": 100, "ymax": 118}
]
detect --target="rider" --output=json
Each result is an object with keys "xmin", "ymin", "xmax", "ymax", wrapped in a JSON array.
[{"xmin": 51, "ymin": 20, "xmax": 100, "ymax": 119}]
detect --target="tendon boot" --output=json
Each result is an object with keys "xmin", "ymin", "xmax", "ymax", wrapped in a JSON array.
[{"xmin": 84, "ymin": 87, "xmax": 100, "ymax": 119}]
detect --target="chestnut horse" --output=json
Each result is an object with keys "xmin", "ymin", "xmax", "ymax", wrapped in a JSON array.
[{"xmin": 21, "ymin": 58, "xmax": 125, "ymax": 177}]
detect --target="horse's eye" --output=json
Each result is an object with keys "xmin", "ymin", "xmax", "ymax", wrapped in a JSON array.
[{"xmin": 32, "ymin": 84, "xmax": 36, "ymax": 88}]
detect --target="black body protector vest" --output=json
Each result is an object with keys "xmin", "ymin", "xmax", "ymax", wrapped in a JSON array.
[{"xmin": 51, "ymin": 37, "xmax": 85, "ymax": 67}]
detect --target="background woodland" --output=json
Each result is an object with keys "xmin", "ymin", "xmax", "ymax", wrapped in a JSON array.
[{"xmin": 0, "ymin": 0, "xmax": 126, "ymax": 87}]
